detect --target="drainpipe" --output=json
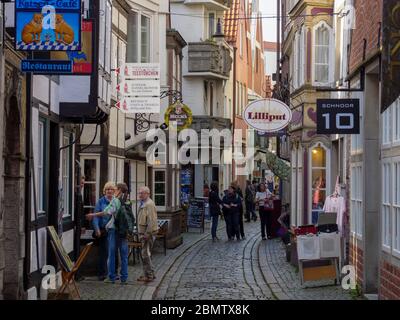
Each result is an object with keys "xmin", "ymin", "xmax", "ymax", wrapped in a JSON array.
[{"xmin": 232, "ymin": 46, "xmax": 237, "ymax": 181}]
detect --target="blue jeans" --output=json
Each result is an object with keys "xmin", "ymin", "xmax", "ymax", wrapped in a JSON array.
[
  {"xmin": 211, "ymin": 215, "xmax": 219, "ymax": 238},
  {"xmin": 107, "ymin": 229, "xmax": 128, "ymax": 282}
]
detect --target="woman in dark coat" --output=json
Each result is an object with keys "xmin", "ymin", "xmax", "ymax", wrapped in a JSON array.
[
  {"xmin": 209, "ymin": 182, "xmax": 223, "ymax": 242},
  {"xmin": 222, "ymin": 185, "xmax": 242, "ymax": 241}
]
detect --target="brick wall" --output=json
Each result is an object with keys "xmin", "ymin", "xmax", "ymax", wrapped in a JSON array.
[
  {"xmin": 349, "ymin": 0, "xmax": 383, "ymax": 73},
  {"xmin": 380, "ymin": 261, "xmax": 400, "ymax": 300},
  {"xmin": 349, "ymin": 240, "xmax": 364, "ymax": 287}
]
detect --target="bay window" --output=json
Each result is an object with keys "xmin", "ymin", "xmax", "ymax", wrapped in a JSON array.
[{"xmin": 313, "ymin": 21, "xmax": 333, "ymax": 86}]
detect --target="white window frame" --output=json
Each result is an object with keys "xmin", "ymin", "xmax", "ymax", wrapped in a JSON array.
[
  {"xmin": 127, "ymin": 10, "xmax": 152, "ymax": 63},
  {"xmin": 153, "ymin": 169, "xmax": 167, "ymax": 211},
  {"xmin": 207, "ymin": 11, "xmax": 217, "ymax": 39},
  {"xmin": 80, "ymin": 155, "xmax": 100, "ymax": 217},
  {"xmin": 350, "ymin": 162, "xmax": 363, "ymax": 239},
  {"xmin": 61, "ymin": 133, "xmax": 73, "ymax": 218},
  {"xmin": 382, "ymin": 160, "xmax": 392, "ymax": 252},
  {"xmin": 312, "ymin": 21, "xmax": 334, "ymax": 86},
  {"xmin": 308, "ymin": 142, "xmax": 331, "ymax": 224},
  {"xmin": 393, "ymin": 158, "xmax": 400, "ymax": 258},
  {"xmin": 393, "ymin": 99, "xmax": 400, "ymax": 146}
]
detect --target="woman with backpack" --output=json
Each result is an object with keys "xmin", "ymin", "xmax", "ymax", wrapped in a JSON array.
[{"xmin": 87, "ymin": 183, "xmax": 132, "ymax": 284}]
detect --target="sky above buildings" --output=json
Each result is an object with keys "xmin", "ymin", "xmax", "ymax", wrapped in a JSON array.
[{"xmin": 260, "ymin": 0, "xmax": 277, "ymax": 42}]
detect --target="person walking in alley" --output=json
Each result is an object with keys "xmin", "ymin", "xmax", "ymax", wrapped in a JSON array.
[
  {"xmin": 209, "ymin": 182, "xmax": 223, "ymax": 242},
  {"xmin": 137, "ymin": 186, "xmax": 159, "ymax": 282},
  {"xmin": 232, "ymin": 181, "xmax": 245, "ymax": 239},
  {"xmin": 256, "ymin": 183, "xmax": 274, "ymax": 240},
  {"xmin": 245, "ymin": 180, "xmax": 256, "ymax": 223},
  {"xmin": 87, "ymin": 183, "xmax": 130, "ymax": 284},
  {"xmin": 222, "ymin": 185, "xmax": 242, "ymax": 241},
  {"xmin": 89, "ymin": 182, "xmax": 115, "ymax": 281}
]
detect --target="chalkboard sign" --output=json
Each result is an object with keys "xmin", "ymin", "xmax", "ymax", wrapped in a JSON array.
[{"xmin": 187, "ymin": 198, "xmax": 205, "ymax": 233}]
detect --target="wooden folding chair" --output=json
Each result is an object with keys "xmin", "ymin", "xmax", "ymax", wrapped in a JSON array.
[{"xmin": 47, "ymin": 226, "xmax": 93, "ymax": 300}]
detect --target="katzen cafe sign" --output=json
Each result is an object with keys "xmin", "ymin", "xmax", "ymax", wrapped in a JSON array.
[{"xmin": 243, "ymin": 99, "xmax": 292, "ymax": 133}]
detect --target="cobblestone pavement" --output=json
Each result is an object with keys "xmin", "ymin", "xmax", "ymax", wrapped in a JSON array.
[{"xmin": 78, "ymin": 219, "xmax": 354, "ymax": 300}]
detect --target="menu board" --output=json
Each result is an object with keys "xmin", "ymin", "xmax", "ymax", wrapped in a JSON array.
[{"xmin": 187, "ymin": 198, "xmax": 205, "ymax": 232}]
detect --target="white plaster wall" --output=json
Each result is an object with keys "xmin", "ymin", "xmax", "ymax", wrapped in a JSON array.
[
  {"xmin": 181, "ymin": 78, "xmax": 204, "ymax": 115},
  {"xmin": 59, "ymin": 76, "xmax": 91, "ymax": 103},
  {"xmin": 33, "ymin": 76, "xmax": 49, "ymax": 105},
  {"xmin": 80, "ymin": 124, "xmax": 101, "ymax": 145}
]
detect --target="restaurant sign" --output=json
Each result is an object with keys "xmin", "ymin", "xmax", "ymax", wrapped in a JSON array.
[
  {"xmin": 243, "ymin": 99, "xmax": 292, "ymax": 133},
  {"xmin": 15, "ymin": 0, "xmax": 81, "ymax": 51},
  {"xmin": 382, "ymin": 1, "xmax": 400, "ymax": 113}
]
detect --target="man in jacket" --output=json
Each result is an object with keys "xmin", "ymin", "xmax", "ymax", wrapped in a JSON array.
[{"xmin": 137, "ymin": 186, "xmax": 159, "ymax": 282}]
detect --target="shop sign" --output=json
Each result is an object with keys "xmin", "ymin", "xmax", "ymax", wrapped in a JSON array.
[
  {"xmin": 164, "ymin": 101, "xmax": 193, "ymax": 131},
  {"xmin": 15, "ymin": 0, "xmax": 81, "ymax": 51},
  {"xmin": 51, "ymin": 19, "xmax": 93, "ymax": 74},
  {"xmin": 317, "ymin": 99, "xmax": 360, "ymax": 134},
  {"xmin": 382, "ymin": 1, "xmax": 400, "ymax": 113},
  {"xmin": 243, "ymin": 99, "xmax": 292, "ymax": 133},
  {"xmin": 21, "ymin": 59, "xmax": 72, "ymax": 73},
  {"xmin": 116, "ymin": 79, "xmax": 160, "ymax": 97}
]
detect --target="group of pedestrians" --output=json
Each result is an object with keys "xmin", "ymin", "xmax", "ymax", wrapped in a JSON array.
[
  {"xmin": 208, "ymin": 180, "xmax": 277, "ymax": 242},
  {"xmin": 87, "ymin": 182, "xmax": 158, "ymax": 284}
]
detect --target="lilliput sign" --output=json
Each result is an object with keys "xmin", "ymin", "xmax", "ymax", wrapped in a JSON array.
[{"xmin": 243, "ymin": 99, "xmax": 292, "ymax": 133}]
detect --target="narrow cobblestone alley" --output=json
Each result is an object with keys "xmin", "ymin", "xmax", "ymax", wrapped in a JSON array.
[{"xmin": 78, "ymin": 221, "xmax": 354, "ymax": 300}]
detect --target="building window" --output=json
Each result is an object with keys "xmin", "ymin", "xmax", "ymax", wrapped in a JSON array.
[
  {"xmin": 153, "ymin": 169, "xmax": 166, "ymax": 209},
  {"xmin": 350, "ymin": 163, "xmax": 363, "ymax": 238},
  {"xmin": 382, "ymin": 161, "xmax": 391, "ymax": 249},
  {"xmin": 310, "ymin": 144, "xmax": 330, "ymax": 224},
  {"xmin": 38, "ymin": 119, "xmax": 46, "ymax": 216},
  {"xmin": 394, "ymin": 99, "xmax": 400, "ymax": 143},
  {"xmin": 127, "ymin": 11, "xmax": 151, "ymax": 63},
  {"xmin": 81, "ymin": 156, "xmax": 100, "ymax": 227},
  {"xmin": 382, "ymin": 107, "xmax": 392, "ymax": 146},
  {"xmin": 313, "ymin": 21, "xmax": 332, "ymax": 85},
  {"xmin": 394, "ymin": 160, "xmax": 400, "ymax": 255},
  {"xmin": 141, "ymin": 15, "xmax": 150, "ymax": 63},
  {"xmin": 208, "ymin": 12, "xmax": 215, "ymax": 39},
  {"xmin": 61, "ymin": 133, "xmax": 73, "ymax": 218}
]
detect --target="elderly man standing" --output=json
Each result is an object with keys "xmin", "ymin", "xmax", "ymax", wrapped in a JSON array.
[{"xmin": 137, "ymin": 186, "xmax": 159, "ymax": 282}]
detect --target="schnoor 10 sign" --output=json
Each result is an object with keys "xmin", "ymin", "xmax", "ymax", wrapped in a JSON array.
[
  {"xmin": 15, "ymin": 0, "xmax": 81, "ymax": 51},
  {"xmin": 243, "ymin": 99, "xmax": 292, "ymax": 133}
]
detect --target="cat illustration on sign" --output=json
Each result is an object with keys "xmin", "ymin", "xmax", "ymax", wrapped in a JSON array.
[
  {"xmin": 21, "ymin": 14, "xmax": 43, "ymax": 44},
  {"xmin": 55, "ymin": 14, "xmax": 74, "ymax": 44}
]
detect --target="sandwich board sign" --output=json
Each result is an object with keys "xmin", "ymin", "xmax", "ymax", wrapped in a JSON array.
[{"xmin": 15, "ymin": 0, "xmax": 81, "ymax": 51}]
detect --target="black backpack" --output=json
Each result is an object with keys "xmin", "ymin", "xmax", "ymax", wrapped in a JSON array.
[{"xmin": 115, "ymin": 200, "xmax": 135, "ymax": 238}]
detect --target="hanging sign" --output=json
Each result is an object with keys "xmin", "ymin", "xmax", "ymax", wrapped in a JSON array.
[
  {"xmin": 243, "ymin": 99, "xmax": 292, "ymax": 133},
  {"xmin": 317, "ymin": 99, "xmax": 360, "ymax": 134},
  {"xmin": 115, "ymin": 63, "xmax": 160, "ymax": 113},
  {"xmin": 15, "ymin": 0, "xmax": 81, "ymax": 51},
  {"xmin": 164, "ymin": 101, "xmax": 193, "ymax": 131},
  {"xmin": 381, "ymin": 1, "xmax": 400, "ymax": 113}
]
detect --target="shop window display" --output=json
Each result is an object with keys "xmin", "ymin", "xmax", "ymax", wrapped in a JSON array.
[{"xmin": 311, "ymin": 146, "xmax": 327, "ymax": 224}]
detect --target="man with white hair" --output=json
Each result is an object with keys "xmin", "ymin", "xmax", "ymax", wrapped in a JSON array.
[{"xmin": 137, "ymin": 186, "xmax": 159, "ymax": 282}]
